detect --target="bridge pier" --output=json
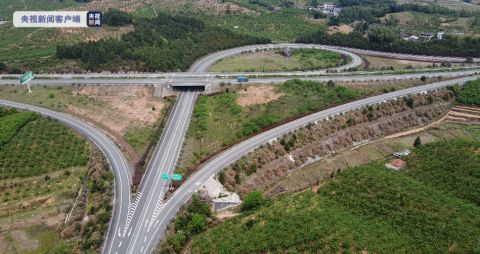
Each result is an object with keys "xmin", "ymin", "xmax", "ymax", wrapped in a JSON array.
[{"xmin": 153, "ymin": 84, "xmax": 177, "ymax": 98}]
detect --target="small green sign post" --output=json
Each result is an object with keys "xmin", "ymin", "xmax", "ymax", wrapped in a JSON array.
[
  {"xmin": 172, "ymin": 174, "xmax": 183, "ymax": 181},
  {"xmin": 19, "ymin": 71, "xmax": 34, "ymax": 93},
  {"xmin": 161, "ymin": 173, "xmax": 169, "ymax": 180}
]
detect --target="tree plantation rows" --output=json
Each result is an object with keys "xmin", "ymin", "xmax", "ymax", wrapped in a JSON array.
[
  {"xmin": 0, "ymin": 110, "xmax": 90, "ymax": 179},
  {"xmin": 56, "ymin": 13, "xmax": 270, "ymax": 72},
  {"xmin": 0, "ymin": 110, "xmax": 37, "ymax": 147},
  {"xmin": 192, "ymin": 139, "xmax": 480, "ymax": 254},
  {"xmin": 406, "ymin": 139, "xmax": 480, "ymax": 206}
]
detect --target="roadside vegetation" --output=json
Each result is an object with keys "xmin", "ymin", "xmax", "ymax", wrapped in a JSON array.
[
  {"xmin": 156, "ymin": 194, "xmax": 213, "ymax": 254},
  {"xmin": 59, "ymin": 148, "xmax": 115, "ymax": 253},
  {"xmin": 191, "ymin": 139, "xmax": 480, "ymax": 254},
  {"xmin": 456, "ymin": 78, "xmax": 480, "ymax": 106},
  {"xmin": 209, "ymin": 48, "xmax": 347, "ymax": 72},
  {"xmin": 181, "ymin": 78, "xmax": 445, "ymax": 175},
  {"xmin": 181, "ymin": 80, "xmax": 365, "ymax": 174}
]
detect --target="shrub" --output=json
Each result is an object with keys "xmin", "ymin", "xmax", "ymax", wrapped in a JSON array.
[
  {"xmin": 188, "ymin": 213, "xmax": 207, "ymax": 234},
  {"xmin": 242, "ymin": 190, "xmax": 265, "ymax": 211},
  {"xmin": 457, "ymin": 79, "xmax": 480, "ymax": 106}
]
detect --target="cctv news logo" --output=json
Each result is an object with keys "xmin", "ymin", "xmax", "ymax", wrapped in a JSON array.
[{"xmin": 13, "ymin": 11, "xmax": 102, "ymax": 28}]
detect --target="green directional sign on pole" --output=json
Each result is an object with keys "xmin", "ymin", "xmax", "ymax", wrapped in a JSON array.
[
  {"xmin": 162, "ymin": 173, "xmax": 169, "ymax": 180},
  {"xmin": 19, "ymin": 71, "xmax": 34, "ymax": 85},
  {"xmin": 172, "ymin": 174, "xmax": 183, "ymax": 181}
]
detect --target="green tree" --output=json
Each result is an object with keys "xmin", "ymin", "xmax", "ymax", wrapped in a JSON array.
[
  {"xmin": 368, "ymin": 26, "xmax": 398, "ymax": 44},
  {"xmin": 242, "ymin": 191, "xmax": 265, "ymax": 211},
  {"xmin": 0, "ymin": 62, "xmax": 7, "ymax": 72},
  {"xmin": 187, "ymin": 194, "xmax": 211, "ymax": 217},
  {"xmin": 414, "ymin": 136, "xmax": 422, "ymax": 148},
  {"xmin": 167, "ymin": 230, "xmax": 186, "ymax": 252},
  {"xmin": 457, "ymin": 79, "xmax": 480, "ymax": 106},
  {"xmin": 188, "ymin": 214, "xmax": 207, "ymax": 234},
  {"xmin": 103, "ymin": 9, "xmax": 132, "ymax": 26}
]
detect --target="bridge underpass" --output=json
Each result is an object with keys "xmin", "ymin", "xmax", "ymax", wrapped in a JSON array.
[{"xmin": 153, "ymin": 83, "xmax": 207, "ymax": 97}]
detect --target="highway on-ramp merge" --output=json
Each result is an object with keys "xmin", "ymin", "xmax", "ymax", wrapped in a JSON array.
[
  {"xmin": 137, "ymin": 75, "xmax": 479, "ymax": 253},
  {"xmin": 2, "ymin": 43, "xmax": 477, "ymax": 254}
]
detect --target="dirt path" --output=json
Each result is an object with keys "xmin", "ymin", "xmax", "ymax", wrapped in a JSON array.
[
  {"xmin": 385, "ymin": 114, "xmax": 449, "ymax": 139},
  {"xmin": 449, "ymin": 111, "xmax": 480, "ymax": 119}
]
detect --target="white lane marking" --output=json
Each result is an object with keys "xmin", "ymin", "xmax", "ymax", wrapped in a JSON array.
[
  {"xmin": 123, "ymin": 191, "xmax": 143, "ymax": 236},
  {"xmin": 0, "ymin": 100, "xmax": 132, "ymax": 254},
  {"xmin": 140, "ymin": 75, "xmax": 480, "ymax": 252},
  {"xmin": 128, "ymin": 92, "xmax": 197, "ymax": 253}
]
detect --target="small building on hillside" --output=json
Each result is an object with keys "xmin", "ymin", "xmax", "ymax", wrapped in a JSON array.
[
  {"xmin": 332, "ymin": 8, "xmax": 342, "ymax": 16},
  {"xmin": 386, "ymin": 159, "xmax": 406, "ymax": 170},
  {"xmin": 322, "ymin": 3, "xmax": 335, "ymax": 10},
  {"xmin": 437, "ymin": 31, "xmax": 445, "ymax": 40},
  {"xmin": 0, "ymin": 16, "xmax": 4, "ymax": 22},
  {"xmin": 419, "ymin": 32, "xmax": 434, "ymax": 41},
  {"xmin": 320, "ymin": 3, "xmax": 341, "ymax": 16}
]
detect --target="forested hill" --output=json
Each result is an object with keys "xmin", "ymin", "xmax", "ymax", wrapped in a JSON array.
[
  {"xmin": 297, "ymin": 29, "xmax": 480, "ymax": 58},
  {"xmin": 56, "ymin": 12, "xmax": 270, "ymax": 72}
]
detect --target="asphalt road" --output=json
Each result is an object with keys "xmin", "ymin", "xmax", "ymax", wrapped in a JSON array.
[
  {"xmin": 189, "ymin": 43, "xmax": 364, "ymax": 74},
  {"xmin": 105, "ymin": 44, "xmax": 479, "ymax": 254},
  {"xmin": 113, "ymin": 43, "xmax": 364, "ymax": 254},
  {"xmin": 136, "ymin": 75, "xmax": 479, "ymax": 254},
  {"xmin": 1, "ymin": 43, "xmax": 478, "ymax": 254},
  {"xmin": 0, "ymin": 69, "xmax": 478, "ymax": 87},
  {"xmin": 0, "ymin": 99, "xmax": 132, "ymax": 254}
]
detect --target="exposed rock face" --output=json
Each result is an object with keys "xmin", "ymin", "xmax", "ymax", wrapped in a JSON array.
[{"xmin": 222, "ymin": 90, "xmax": 454, "ymax": 197}]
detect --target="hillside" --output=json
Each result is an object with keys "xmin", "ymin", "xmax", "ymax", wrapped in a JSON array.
[{"xmin": 191, "ymin": 139, "xmax": 480, "ymax": 254}]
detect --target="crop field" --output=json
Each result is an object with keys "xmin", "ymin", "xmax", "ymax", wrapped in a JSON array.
[
  {"xmin": 0, "ymin": 110, "xmax": 37, "ymax": 146},
  {"xmin": 209, "ymin": 48, "xmax": 345, "ymax": 72},
  {"xmin": 0, "ymin": 111, "xmax": 90, "ymax": 179},
  {"xmin": 0, "ymin": 108, "xmax": 92, "ymax": 253},
  {"xmin": 192, "ymin": 139, "xmax": 480, "ymax": 253}
]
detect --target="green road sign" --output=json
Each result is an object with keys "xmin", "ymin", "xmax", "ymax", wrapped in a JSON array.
[
  {"xmin": 172, "ymin": 174, "xmax": 183, "ymax": 181},
  {"xmin": 162, "ymin": 173, "xmax": 169, "ymax": 180},
  {"xmin": 19, "ymin": 71, "xmax": 34, "ymax": 85}
]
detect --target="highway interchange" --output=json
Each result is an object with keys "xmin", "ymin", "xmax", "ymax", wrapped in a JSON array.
[{"xmin": 0, "ymin": 43, "xmax": 479, "ymax": 254}]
